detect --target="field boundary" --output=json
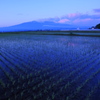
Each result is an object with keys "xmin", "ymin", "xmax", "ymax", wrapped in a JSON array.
[{"xmin": 0, "ymin": 30, "xmax": 100, "ymax": 37}]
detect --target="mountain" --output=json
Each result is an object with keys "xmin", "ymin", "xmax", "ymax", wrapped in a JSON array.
[{"xmin": 0, "ymin": 21, "xmax": 79, "ymax": 32}]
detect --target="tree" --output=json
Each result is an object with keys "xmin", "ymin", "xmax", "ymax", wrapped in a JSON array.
[{"xmin": 95, "ymin": 23, "xmax": 100, "ymax": 29}]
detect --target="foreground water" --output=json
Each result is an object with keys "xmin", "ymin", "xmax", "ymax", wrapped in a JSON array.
[{"xmin": 0, "ymin": 34, "xmax": 100, "ymax": 100}]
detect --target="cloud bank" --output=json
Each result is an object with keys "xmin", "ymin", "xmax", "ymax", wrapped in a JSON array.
[
  {"xmin": 37, "ymin": 12, "xmax": 100, "ymax": 27},
  {"xmin": 93, "ymin": 8, "xmax": 100, "ymax": 13}
]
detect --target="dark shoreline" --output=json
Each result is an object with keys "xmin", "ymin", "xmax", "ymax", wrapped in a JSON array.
[{"xmin": 0, "ymin": 29, "xmax": 100, "ymax": 32}]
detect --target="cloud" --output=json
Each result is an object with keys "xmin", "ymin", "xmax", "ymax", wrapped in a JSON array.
[
  {"xmin": 37, "ymin": 13, "xmax": 100, "ymax": 26},
  {"xmin": 67, "ymin": 13, "xmax": 80, "ymax": 18},
  {"xmin": 58, "ymin": 19, "xmax": 69, "ymax": 23},
  {"xmin": 73, "ymin": 18, "xmax": 93, "ymax": 23},
  {"xmin": 93, "ymin": 8, "xmax": 100, "ymax": 13},
  {"xmin": 63, "ymin": 13, "xmax": 100, "ymax": 19}
]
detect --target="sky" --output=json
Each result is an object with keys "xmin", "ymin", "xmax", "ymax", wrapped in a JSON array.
[{"xmin": 0, "ymin": 0, "xmax": 100, "ymax": 27}]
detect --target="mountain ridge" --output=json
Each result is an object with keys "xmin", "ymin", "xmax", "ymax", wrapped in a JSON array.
[{"xmin": 0, "ymin": 21, "xmax": 88, "ymax": 32}]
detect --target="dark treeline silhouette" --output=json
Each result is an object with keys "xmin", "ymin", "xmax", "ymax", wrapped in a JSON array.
[
  {"xmin": 89, "ymin": 23, "xmax": 100, "ymax": 29},
  {"xmin": 95, "ymin": 23, "xmax": 100, "ymax": 29}
]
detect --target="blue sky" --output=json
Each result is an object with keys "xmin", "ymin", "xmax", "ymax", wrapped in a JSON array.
[{"xmin": 0, "ymin": 0, "xmax": 100, "ymax": 27}]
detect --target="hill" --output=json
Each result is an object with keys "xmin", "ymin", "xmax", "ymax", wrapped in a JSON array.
[{"xmin": 0, "ymin": 21, "xmax": 80, "ymax": 32}]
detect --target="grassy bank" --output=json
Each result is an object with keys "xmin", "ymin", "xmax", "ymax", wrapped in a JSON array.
[{"xmin": 0, "ymin": 30, "xmax": 100, "ymax": 37}]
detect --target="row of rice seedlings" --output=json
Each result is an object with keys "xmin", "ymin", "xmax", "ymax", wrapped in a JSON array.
[
  {"xmin": 0, "ymin": 62, "xmax": 14, "ymax": 83},
  {"xmin": 32, "ymin": 91, "xmax": 56, "ymax": 100},
  {"xmin": 0, "ymin": 63, "xmax": 16, "ymax": 86},
  {"xmin": 81, "ymin": 49, "xmax": 94, "ymax": 55},
  {"xmin": 0, "ymin": 47, "xmax": 35, "ymax": 66},
  {"xmin": 42, "ymin": 53, "xmax": 99, "ymax": 98},
  {"xmin": 0, "ymin": 79, "xmax": 5, "ymax": 88},
  {"xmin": 14, "ymin": 65, "xmax": 69, "ymax": 99},
  {"xmin": 16, "ymin": 56, "xmax": 85, "ymax": 99},
  {"xmin": 0, "ymin": 51, "xmax": 23, "ymax": 79},
  {"xmin": 75, "ymin": 49, "xmax": 97, "ymax": 65},
  {"xmin": 0, "ymin": 46, "xmax": 32, "ymax": 64},
  {"xmin": 64, "ymin": 48, "xmax": 94, "ymax": 69},
  {"xmin": 67, "ymin": 53, "xmax": 98, "ymax": 85},
  {"xmin": 35, "ymin": 49, "xmax": 83, "ymax": 75},
  {"xmin": 0, "ymin": 69, "xmax": 67, "ymax": 98},
  {"xmin": 33, "ymin": 70, "xmax": 63, "ymax": 87},
  {"xmin": 58, "ymin": 56, "xmax": 100, "ymax": 97},
  {"xmin": 62, "ymin": 53, "xmax": 95, "ymax": 79},
  {"xmin": 35, "ymin": 49, "xmax": 90, "ymax": 79},
  {"xmin": 30, "ymin": 60, "xmax": 83, "ymax": 97},
  {"xmin": 0, "ymin": 42, "xmax": 93, "ymax": 79},
  {"xmin": 28, "ymin": 51, "xmax": 98, "ymax": 97},
  {"xmin": 1, "ymin": 48, "xmax": 46, "ymax": 80},
  {"xmin": 0, "ymin": 60, "xmax": 10, "ymax": 80},
  {"xmin": 0, "ymin": 50, "xmax": 27, "ymax": 75},
  {"xmin": 34, "ymin": 63, "xmax": 71, "ymax": 87},
  {"xmin": 73, "ymin": 48, "xmax": 95, "ymax": 61},
  {"xmin": 65, "ymin": 49, "xmax": 92, "ymax": 70},
  {"xmin": 0, "ymin": 49, "xmax": 32, "ymax": 75},
  {"xmin": 0, "ymin": 65, "xmax": 20, "ymax": 88},
  {"xmin": 2, "ymin": 45, "xmax": 40, "ymax": 66},
  {"xmin": 0, "ymin": 72, "xmax": 57, "ymax": 98},
  {"xmin": 85, "ymin": 80, "xmax": 100, "ymax": 100},
  {"xmin": 37, "ymin": 58, "xmax": 71, "ymax": 76},
  {"xmin": 0, "ymin": 51, "xmax": 30, "ymax": 93},
  {"xmin": 0, "ymin": 34, "xmax": 98, "ymax": 97},
  {"xmin": 73, "ymin": 51, "xmax": 99, "ymax": 73},
  {"xmin": 0, "ymin": 40, "xmax": 91, "ymax": 72},
  {"xmin": 26, "ymin": 91, "xmax": 43, "ymax": 100},
  {"xmin": 66, "ymin": 66, "xmax": 100, "ymax": 100},
  {"xmin": 21, "ymin": 53, "xmax": 71, "ymax": 77},
  {"xmin": 7, "ymin": 89, "xmax": 26, "ymax": 100},
  {"xmin": 7, "ymin": 78, "xmax": 35, "ymax": 100},
  {"xmin": 82, "ymin": 47, "xmax": 96, "ymax": 54},
  {"xmin": 11, "ymin": 74, "xmax": 34, "ymax": 94},
  {"xmin": 0, "ymin": 67, "xmax": 16, "ymax": 99},
  {"xmin": 65, "ymin": 58, "xmax": 100, "ymax": 90},
  {"xmin": 1, "ymin": 47, "xmax": 52, "ymax": 74},
  {"xmin": 13, "ymin": 83, "xmax": 39, "ymax": 100},
  {"xmin": 28, "ymin": 83, "xmax": 49, "ymax": 100},
  {"xmin": 66, "ymin": 49, "xmax": 96, "ymax": 69}
]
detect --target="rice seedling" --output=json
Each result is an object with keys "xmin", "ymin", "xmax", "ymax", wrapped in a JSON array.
[
  {"xmin": 51, "ymin": 92, "xmax": 55, "ymax": 99},
  {"xmin": 0, "ymin": 79, "xmax": 5, "ymax": 88},
  {"xmin": 85, "ymin": 81, "xmax": 100, "ymax": 100}
]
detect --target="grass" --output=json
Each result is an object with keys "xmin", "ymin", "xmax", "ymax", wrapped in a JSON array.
[{"xmin": 0, "ymin": 30, "xmax": 100, "ymax": 37}]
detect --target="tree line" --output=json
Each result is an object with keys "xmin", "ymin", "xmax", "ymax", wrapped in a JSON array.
[
  {"xmin": 89, "ymin": 23, "xmax": 100, "ymax": 29},
  {"xmin": 95, "ymin": 23, "xmax": 100, "ymax": 29}
]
